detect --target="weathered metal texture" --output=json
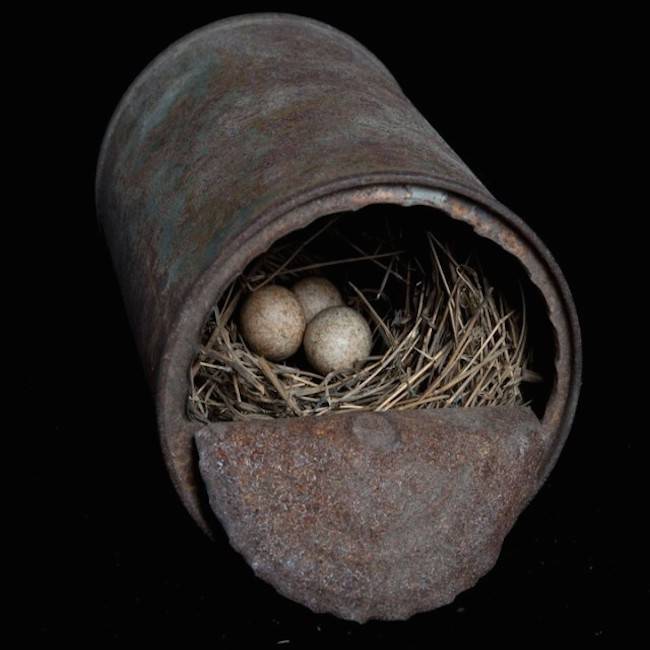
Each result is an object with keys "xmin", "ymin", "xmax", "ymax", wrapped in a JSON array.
[
  {"xmin": 95, "ymin": 13, "xmax": 582, "ymax": 619},
  {"xmin": 196, "ymin": 407, "xmax": 545, "ymax": 622}
]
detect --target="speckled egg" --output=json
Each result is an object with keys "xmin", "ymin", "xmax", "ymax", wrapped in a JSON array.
[
  {"xmin": 304, "ymin": 306, "xmax": 372, "ymax": 374},
  {"xmin": 239, "ymin": 285, "xmax": 306, "ymax": 361},
  {"xmin": 292, "ymin": 276, "xmax": 344, "ymax": 322}
]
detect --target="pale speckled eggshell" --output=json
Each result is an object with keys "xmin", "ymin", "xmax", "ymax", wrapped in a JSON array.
[
  {"xmin": 291, "ymin": 276, "xmax": 343, "ymax": 322},
  {"xmin": 239, "ymin": 285, "xmax": 306, "ymax": 361},
  {"xmin": 304, "ymin": 306, "xmax": 372, "ymax": 374}
]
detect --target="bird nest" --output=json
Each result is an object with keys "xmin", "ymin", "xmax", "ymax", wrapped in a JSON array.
[{"xmin": 187, "ymin": 211, "xmax": 540, "ymax": 423}]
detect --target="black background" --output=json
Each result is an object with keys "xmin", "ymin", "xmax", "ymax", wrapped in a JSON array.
[{"xmin": 38, "ymin": 4, "xmax": 641, "ymax": 644}]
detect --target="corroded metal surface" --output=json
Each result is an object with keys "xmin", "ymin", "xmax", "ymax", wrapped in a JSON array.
[
  {"xmin": 95, "ymin": 13, "xmax": 582, "ymax": 619},
  {"xmin": 96, "ymin": 13, "xmax": 489, "ymax": 389},
  {"xmin": 196, "ymin": 407, "xmax": 544, "ymax": 622}
]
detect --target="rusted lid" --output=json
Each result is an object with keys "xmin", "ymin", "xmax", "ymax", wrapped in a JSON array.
[{"xmin": 195, "ymin": 406, "xmax": 544, "ymax": 621}]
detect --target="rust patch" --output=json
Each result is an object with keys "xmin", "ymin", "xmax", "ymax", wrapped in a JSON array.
[{"xmin": 196, "ymin": 406, "xmax": 544, "ymax": 621}]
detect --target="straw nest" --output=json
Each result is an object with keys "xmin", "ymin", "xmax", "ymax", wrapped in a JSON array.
[{"xmin": 187, "ymin": 214, "xmax": 538, "ymax": 423}]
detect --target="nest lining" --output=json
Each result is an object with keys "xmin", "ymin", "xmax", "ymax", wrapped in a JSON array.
[{"xmin": 187, "ymin": 214, "xmax": 538, "ymax": 423}]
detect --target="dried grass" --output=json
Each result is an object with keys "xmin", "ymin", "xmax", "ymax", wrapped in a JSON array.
[{"xmin": 187, "ymin": 215, "xmax": 538, "ymax": 423}]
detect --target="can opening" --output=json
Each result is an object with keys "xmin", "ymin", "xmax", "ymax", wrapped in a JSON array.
[{"xmin": 187, "ymin": 203, "xmax": 554, "ymax": 423}]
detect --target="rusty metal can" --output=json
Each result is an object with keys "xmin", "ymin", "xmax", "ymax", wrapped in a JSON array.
[{"xmin": 95, "ymin": 13, "xmax": 581, "ymax": 621}]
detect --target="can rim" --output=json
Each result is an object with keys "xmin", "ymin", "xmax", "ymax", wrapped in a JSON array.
[{"xmin": 155, "ymin": 176, "xmax": 582, "ymax": 535}]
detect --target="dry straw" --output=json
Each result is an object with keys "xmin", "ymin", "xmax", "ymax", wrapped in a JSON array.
[{"xmin": 187, "ymin": 215, "xmax": 537, "ymax": 423}]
